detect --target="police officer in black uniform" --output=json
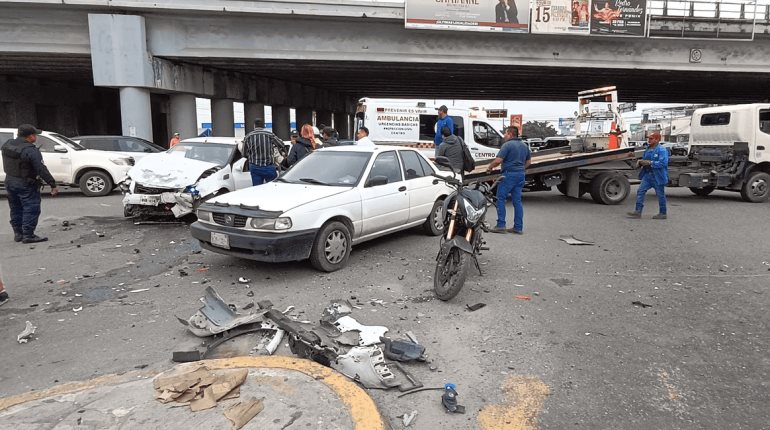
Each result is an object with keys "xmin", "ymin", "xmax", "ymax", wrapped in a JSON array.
[{"xmin": 2, "ymin": 124, "xmax": 59, "ymax": 243}]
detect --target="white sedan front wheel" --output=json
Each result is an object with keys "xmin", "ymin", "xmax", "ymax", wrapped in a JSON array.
[{"xmin": 309, "ymin": 221, "xmax": 352, "ymax": 272}]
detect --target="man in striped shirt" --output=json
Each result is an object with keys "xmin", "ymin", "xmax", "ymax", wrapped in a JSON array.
[{"xmin": 240, "ymin": 119, "xmax": 285, "ymax": 186}]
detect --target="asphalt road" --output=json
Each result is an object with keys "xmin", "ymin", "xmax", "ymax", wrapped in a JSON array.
[{"xmin": 0, "ymin": 186, "xmax": 768, "ymax": 430}]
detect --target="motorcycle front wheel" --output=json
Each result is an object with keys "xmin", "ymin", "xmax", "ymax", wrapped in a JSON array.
[{"xmin": 433, "ymin": 246, "xmax": 470, "ymax": 301}]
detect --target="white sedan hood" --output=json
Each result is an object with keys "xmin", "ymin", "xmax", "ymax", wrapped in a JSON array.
[
  {"xmin": 128, "ymin": 153, "xmax": 219, "ymax": 189},
  {"xmin": 208, "ymin": 181, "xmax": 353, "ymax": 212}
]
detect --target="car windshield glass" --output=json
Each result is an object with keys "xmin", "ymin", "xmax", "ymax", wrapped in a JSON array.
[
  {"xmin": 167, "ymin": 142, "xmax": 235, "ymax": 167},
  {"xmin": 282, "ymin": 151, "xmax": 371, "ymax": 186},
  {"xmin": 52, "ymin": 133, "xmax": 86, "ymax": 150}
]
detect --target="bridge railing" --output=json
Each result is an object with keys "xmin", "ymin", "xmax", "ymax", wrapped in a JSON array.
[{"xmin": 646, "ymin": 0, "xmax": 770, "ymax": 39}]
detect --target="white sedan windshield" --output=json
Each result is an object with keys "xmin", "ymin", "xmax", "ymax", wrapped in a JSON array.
[
  {"xmin": 281, "ymin": 151, "xmax": 372, "ymax": 186},
  {"xmin": 167, "ymin": 143, "xmax": 234, "ymax": 167}
]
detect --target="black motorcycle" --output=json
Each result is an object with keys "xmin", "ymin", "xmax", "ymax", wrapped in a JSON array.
[{"xmin": 431, "ymin": 156, "xmax": 502, "ymax": 301}]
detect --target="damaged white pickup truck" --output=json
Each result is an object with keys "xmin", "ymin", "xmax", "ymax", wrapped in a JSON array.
[{"xmin": 121, "ymin": 137, "xmax": 254, "ymax": 218}]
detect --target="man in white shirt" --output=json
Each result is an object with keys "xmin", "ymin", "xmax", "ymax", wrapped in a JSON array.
[{"xmin": 355, "ymin": 126, "xmax": 375, "ymax": 146}]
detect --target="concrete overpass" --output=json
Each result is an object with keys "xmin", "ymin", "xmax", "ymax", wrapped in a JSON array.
[{"xmin": 1, "ymin": 0, "xmax": 770, "ymax": 142}]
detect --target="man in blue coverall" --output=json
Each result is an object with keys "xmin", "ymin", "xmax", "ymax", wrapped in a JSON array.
[
  {"xmin": 486, "ymin": 126, "xmax": 531, "ymax": 234},
  {"xmin": 434, "ymin": 105, "xmax": 455, "ymax": 146},
  {"xmin": 628, "ymin": 131, "xmax": 669, "ymax": 219}
]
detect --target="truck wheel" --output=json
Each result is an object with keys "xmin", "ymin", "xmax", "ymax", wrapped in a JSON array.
[
  {"xmin": 422, "ymin": 199, "xmax": 445, "ymax": 236},
  {"xmin": 590, "ymin": 173, "xmax": 629, "ymax": 205},
  {"xmin": 557, "ymin": 182, "xmax": 588, "ymax": 197},
  {"xmin": 740, "ymin": 171, "xmax": 770, "ymax": 203},
  {"xmin": 79, "ymin": 170, "xmax": 113, "ymax": 197},
  {"xmin": 689, "ymin": 186, "xmax": 715, "ymax": 197},
  {"xmin": 309, "ymin": 221, "xmax": 352, "ymax": 272}
]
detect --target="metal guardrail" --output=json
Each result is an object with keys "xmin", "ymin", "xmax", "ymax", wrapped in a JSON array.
[{"xmin": 646, "ymin": 0, "xmax": 769, "ymax": 39}]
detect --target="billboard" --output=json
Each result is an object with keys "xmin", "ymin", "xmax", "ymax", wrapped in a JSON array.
[
  {"xmin": 405, "ymin": 0, "xmax": 529, "ymax": 33},
  {"xmin": 509, "ymin": 114, "xmax": 523, "ymax": 130},
  {"xmin": 531, "ymin": 0, "xmax": 590, "ymax": 34},
  {"xmin": 590, "ymin": 0, "xmax": 646, "ymax": 36}
]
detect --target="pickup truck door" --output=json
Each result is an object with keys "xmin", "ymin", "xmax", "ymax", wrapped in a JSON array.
[
  {"xmin": 360, "ymin": 151, "xmax": 410, "ymax": 235},
  {"xmin": 36, "ymin": 135, "xmax": 72, "ymax": 183},
  {"xmin": 469, "ymin": 121, "xmax": 504, "ymax": 160}
]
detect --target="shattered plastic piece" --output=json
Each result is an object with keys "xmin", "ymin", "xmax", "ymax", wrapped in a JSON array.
[
  {"xmin": 129, "ymin": 288, "xmax": 149, "ymax": 293},
  {"xmin": 264, "ymin": 309, "xmax": 341, "ymax": 366},
  {"xmin": 632, "ymin": 300, "xmax": 653, "ymax": 308},
  {"xmin": 466, "ymin": 303, "xmax": 486, "ymax": 312},
  {"xmin": 257, "ymin": 300, "xmax": 274, "ymax": 310},
  {"xmin": 405, "ymin": 331, "xmax": 419, "ymax": 344},
  {"xmin": 321, "ymin": 299, "xmax": 354, "ymax": 322},
  {"xmin": 380, "ymin": 336, "xmax": 427, "ymax": 362},
  {"xmin": 72, "ymin": 306, "xmax": 83, "ymax": 312},
  {"xmin": 184, "ymin": 287, "xmax": 264, "ymax": 337},
  {"xmin": 17, "ymin": 321, "xmax": 36, "ymax": 344},
  {"xmin": 441, "ymin": 383, "xmax": 466, "ymax": 414},
  {"xmin": 403, "ymin": 410, "xmax": 418, "ymax": 427},
  {"xmin": 331, "ymin": 346, "xmax": 398, "ymax": 389},
  {"xmin": 514, "ymin": 295, "xmax": 532, "ymax": 301},
  {"xmin": 238, "ymin": 277, "xmax": 250, "ymax": 284},
  {"xmin": 332, "ymin": 316, "xmax": 388, "ymax": 346},
  {"xmin": 224, "ymin": 397, "xmax": 265, "ymax": 430},
  {"xmin": 334, "ymin": 331, "xmax": 361, "ymax": 346},
  {"xmin": 559, "ymin": 235, "xmax": 595, "ymax": 246}
]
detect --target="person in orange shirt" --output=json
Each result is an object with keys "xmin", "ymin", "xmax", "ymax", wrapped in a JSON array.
[{"xmin": 169, "ymin": 132, "xmax": 181, "ymax": 148}]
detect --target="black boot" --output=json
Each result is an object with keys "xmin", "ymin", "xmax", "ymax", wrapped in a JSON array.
[
  {"xmin": 14, "ymin": 231, "xmax": 23, "ymax": 242},
  {"xmin": 22, "ymin": 235, "xmax": 48, "ymax": 244}
]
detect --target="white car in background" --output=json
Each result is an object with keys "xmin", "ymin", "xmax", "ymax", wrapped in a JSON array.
[
  {"xmin": 72, "ymin": 135, "xmax": 164, "ymax": 162},
  {"xmin": 0, "ymin": 128, "xmax": 133, "ymax": 196},
  {"xmin": 190, "ymin": 146, "xmax": 453, "ymax": 272},
  {"xmin": 121, "ymin": 137, "xmax": 253, "ymax": 218}
]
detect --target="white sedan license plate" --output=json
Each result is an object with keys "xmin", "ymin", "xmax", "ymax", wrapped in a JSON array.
[
  {"xmin": 210, "ymin": 232, "xmax": 230, "ymax": 249},
  {"xmin": 139, "ymin": 195, "xmax": 161, "ymax": 205}
]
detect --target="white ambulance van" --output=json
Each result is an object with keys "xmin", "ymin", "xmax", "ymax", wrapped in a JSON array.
[{"xmin": 354, "ymin": 98, "xmax": 507, "ymax": 161}]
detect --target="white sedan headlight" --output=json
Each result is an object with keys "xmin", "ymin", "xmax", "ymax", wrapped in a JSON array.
[
  {"xmin": 197, "ymin": 210, "xmax": 212, "ymax": 222},
  {"xmin": 463, "ymin": 198, "xmax": 484, "ymax": 224},
  {"xmin": 274, "ymin": 217, "xmax": 292, "ymax": 230},
  {"xmin": 249, "ymin": 217, "xmax": 292, "ymax": 230}
]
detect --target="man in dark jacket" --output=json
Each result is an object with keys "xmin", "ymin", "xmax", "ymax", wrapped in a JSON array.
[
  {"xmin": 436, "ymin": 126, "xmax": 465, "ymax": 175},
  {"xmin": 1, "ymin": 124, "xmax": 59, "ymax": 243},
  {"xmin": 286, "ymin": 135, "xmax": 314, "ymax": 167},
  {"xmin": 321, "ymin": 127, "xmax": 340, "ymax": 147}
]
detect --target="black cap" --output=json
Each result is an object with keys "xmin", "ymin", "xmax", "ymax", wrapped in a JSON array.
[
  {"xmin": 18, "ymin": 124, "xmax": 42, "ymax": 137},
  {"xmin": 290, "ymin": 130, "xmax": 299, "ymax": 137}
]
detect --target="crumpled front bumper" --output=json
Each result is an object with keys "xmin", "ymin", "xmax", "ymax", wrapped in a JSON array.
[{"xmin": 122, "ymin": 191, "xmax": 196, "ymax": 217}]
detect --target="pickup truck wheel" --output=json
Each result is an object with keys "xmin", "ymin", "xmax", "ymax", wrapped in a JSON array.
[
  {"xmin": 689, "ymin": 186, "xmax": 715, "ymax": 197},
  {"xmin": 309, "ymin": 221, "xmax": 352, "ymax": 272},
  {"xmin": 590, "ymin": 173, "xmax": 629, "ymax": 205},
  {"xmin": 422, "ymin": 199, "xmax": 445, "ymax": 236},
  {"xmin": 79, "ymin": 171, "xmax": 113, "ymax": 197},
  {"xmin": 740, "ymin": 171, "xmax": 770, "ymax": 203}
]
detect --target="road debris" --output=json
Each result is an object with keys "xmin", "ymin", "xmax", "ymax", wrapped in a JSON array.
[
  {"xmin": 181, "ymin": 286, "xmax": 264, "ymax": 337},
  {"xmin": 514, "ymin": 295, "xmax": 532, "ymax": 301},
  {"xmin": 17, "ymin": 321, "xmax": 36, "ymax": 344},
  {"xmin": 441, "ymin": 383, "xmax": 466, "ymax": 414},
  {"xmin": 466, "ymin": 303, "xmax": 486, "ymax": 312},
  {"xmin": 380, "ymin": 336, "xmax": 426, "ymax": 362},
  {"xmin": 332, "ymin": 316, "xmax": 389, "ymax": 346},
  {"xmin": 129, "ymin": 288, "xmax": 150, "ymax": 293},
  {"xmin": 153, "ymin": 365, "xmax": 247, "ymax": 412},
  {"xmin": 632, "ymin": 301, "xmax": 653, "ymax": 308},
  {"xmin": 559, "ymin": 235, "xmax": 595, "ymax": 246},
  {"xmin": 402, "ymin": 410, "xmax": 418, "ymax": 427},
  {"xmin": 224, "ymin": 397, "xmax": 265, "ymax": 430},
  {"xmin": 72, "ymin": 306, "xmax": 83, "ymax": 312},
  {"xmin": 238, "ymin": 277, "xmax": 250, "ymax": 284}
]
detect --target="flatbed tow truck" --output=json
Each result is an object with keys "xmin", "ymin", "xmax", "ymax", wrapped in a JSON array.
[{"xmin": 464, "ymin": 86, "xmax": 642, "ymax": 205}]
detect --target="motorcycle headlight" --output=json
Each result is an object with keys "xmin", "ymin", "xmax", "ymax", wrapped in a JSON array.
[{"xmin": 463, "ymin": 198, "xmax": 484, "ymax": 224}]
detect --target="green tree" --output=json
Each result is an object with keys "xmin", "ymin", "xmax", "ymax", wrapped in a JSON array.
[{"xmin": 521, "ymin": 121, "xmax": 558, "ymax": 139}]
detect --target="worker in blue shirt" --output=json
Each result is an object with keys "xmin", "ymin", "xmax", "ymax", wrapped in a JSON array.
[
  {"xmin": 434, "ymin": 105, "xmax": 455, "ymax": 146},
  {"xmin": 486, "ymin": 126, "xmax": 531, "ymax": 234},
  {"xmin": 628, "ymin": 131, "xmax": 669, "ymax": 219}
]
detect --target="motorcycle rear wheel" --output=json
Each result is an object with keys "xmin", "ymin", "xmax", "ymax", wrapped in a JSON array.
[{"xmin": 434, "ymin": 246, "xmax": 470, "ymax": 301}]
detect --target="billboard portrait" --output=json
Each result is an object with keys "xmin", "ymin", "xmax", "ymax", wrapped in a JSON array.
[
  {"xmin": 590, "ymin": 0, "xmax": 646, "ymax": 36},
  {"xmin": 405, "ymin": 0, "xmax": 530, "ymax": 33},
  {"xmin": 531, "ymin": 0, "xmax": 591, "ymax": 34}
]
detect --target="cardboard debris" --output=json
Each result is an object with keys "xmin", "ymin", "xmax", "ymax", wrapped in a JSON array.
[
  {"xmin": 224, "ymin": 397, "xmax": 265, "ymax": 430},
  {"xmin": 153, "ymin": 365, "xmax": 248, "ymax": 412},
  {"xmin": 559, "ymin": 235, "xmax": 595, "ymax": 246}
]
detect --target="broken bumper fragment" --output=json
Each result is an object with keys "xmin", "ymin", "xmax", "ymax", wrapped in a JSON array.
[{"xmin": 123, "ymin": 189, "xmax": 195, "ymax": 218}]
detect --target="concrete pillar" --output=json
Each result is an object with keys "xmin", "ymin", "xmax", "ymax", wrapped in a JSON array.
[
  {"xmin": 271, "ymin": 105, "xmax": 291, "ymax": 140},
  {"xmin": 119, "ymin": 87, "xmax": 153, "ymax": 141},
  {"xmin": 211, "ymin": 98, "xmax": 234, "ymax": 137},
  {"xmin": 333, "ymin": 111, "xmax": 348, "ymax": 139},
  {"xmin": 316, "ymin": 110, "xmax": 333, "ymax": 129},
  {"xmin": 295, "ymin": 108, "xmax": 313, "ymax": 131},
  {"xmin": 244, "ymin": 102, "xmax": 265, "ymax": 130},
  {"xmin": 169, "ymin": 93, "xmax": 197, "ymax": 140}
]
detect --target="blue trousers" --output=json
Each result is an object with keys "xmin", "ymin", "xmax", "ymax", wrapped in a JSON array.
[
  {"xmin": 635, "ymin": 176, "xmax": 667, "ymax": 214},
  {"xmin": 249, "ymin": 164, "xmax": 277, "ymax": 186},
  {"xmin": 6, "ymin": 176, "xmax": 42, "ymax": 236},
  {"xmin": 496, "ymin": 171, "xmax": 526, "ymax": 231}
]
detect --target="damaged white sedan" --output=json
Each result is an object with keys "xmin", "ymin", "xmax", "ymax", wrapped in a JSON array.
[{"xmin": 121, "ymin": 137, "xmax": 254, "ymax": 218}]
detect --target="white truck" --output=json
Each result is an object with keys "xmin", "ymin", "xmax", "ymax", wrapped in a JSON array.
[
  {"xmin": 667, "ymin": 104, "xmax": 770, "ymax": 202},
  {"xmin": 354, "ymin": 98, "xmax": 505, "ymax": 160},
  {"xmin": 0, "ymin": 128, "xmax": 133, "ymax": 196}
]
